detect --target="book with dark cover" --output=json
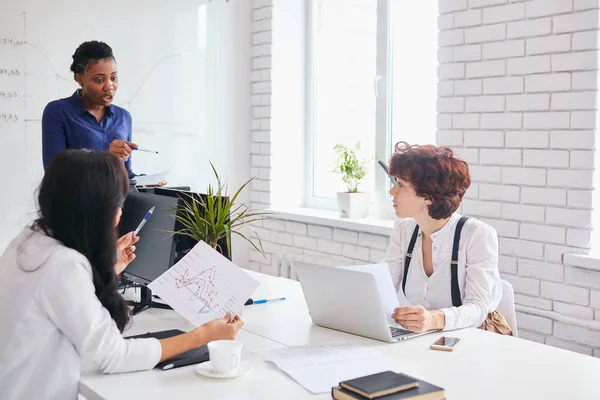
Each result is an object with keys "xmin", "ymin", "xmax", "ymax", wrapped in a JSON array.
[
  {"xmin": 339, "ymin": 371, "xmax": 419, "ymax": 399},
  {"xmin": 332, "ymin": 379, "xmax": 444, "ymax": 400}
]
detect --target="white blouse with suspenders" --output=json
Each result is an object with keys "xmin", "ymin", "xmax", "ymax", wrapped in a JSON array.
[{"xmin": 383, "ymin": 213, "xmax": 503, "ymax": 331}]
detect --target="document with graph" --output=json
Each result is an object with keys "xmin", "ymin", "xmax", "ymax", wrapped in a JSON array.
[{"xmin": 148, "ymin": 240, "xmax": 259, "ymax": 326}]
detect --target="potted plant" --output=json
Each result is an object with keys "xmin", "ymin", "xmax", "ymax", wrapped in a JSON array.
[
  {"xmin": 173, "ymin": 162, "xmax": 271, "ymax": 260},
  {"xmin": 332, "ymin": 143, "xmax": 369, "ymax": 219}
]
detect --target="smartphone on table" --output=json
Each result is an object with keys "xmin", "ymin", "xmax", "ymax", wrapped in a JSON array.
[{"xmin": 430, "ymin": 336, "xmax": 462, "ymax": 352}]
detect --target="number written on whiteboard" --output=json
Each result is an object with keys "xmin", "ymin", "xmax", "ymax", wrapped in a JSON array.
[
  {"xmin": 0, "ymin": 92, "xmax": 18, "ymax": 99},
  {"xmin": 0, "ymin": 38, "xmax": 26, "ymax": 46},
  {"xmin": 0, "ymin": 113, "xmax": 19, "ymax": 122},
  {"xmin": 0, "ymin": 69, "xmax": 20, "ymax": 76}
]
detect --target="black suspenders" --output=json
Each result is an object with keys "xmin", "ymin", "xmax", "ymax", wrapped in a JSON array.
[{"xmin": 401, "ymin": 216, "xmax": 469, "ymax": 308}]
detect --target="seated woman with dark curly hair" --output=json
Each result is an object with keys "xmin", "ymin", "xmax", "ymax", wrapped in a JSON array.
[{"xmin": 384, "ymin": 142, "xmax": 512, "ymax": 335}]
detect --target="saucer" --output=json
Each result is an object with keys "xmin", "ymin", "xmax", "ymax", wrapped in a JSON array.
[{"xmin": 196, "ymin": 361, "xmax": 254, "ymax": 379}]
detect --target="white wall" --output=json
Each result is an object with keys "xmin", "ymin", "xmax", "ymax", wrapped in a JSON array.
[
  {"xmin": 249, "ymin": 0, "xmax": 600, "ymax": 357},
  {"xmin": 249, "ymin": 0, "xmax": 275, "ymax": 208}
]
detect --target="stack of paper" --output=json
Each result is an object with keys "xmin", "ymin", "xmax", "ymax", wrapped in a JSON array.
[
  {"xmin": 255, "ymin": 342, "xmax": 404, "ymax": 394},
  {"xmin": 134, "ymin": 170, "xmax": 169, "ymax": 186}
]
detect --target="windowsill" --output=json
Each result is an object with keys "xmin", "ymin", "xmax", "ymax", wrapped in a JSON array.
[
  {"xmin": 267, "ymin": 206, "xmax": 396, "ymax": 236},
  {"xmin": 563, "ymin": 253, "xmax": 600, "ymax": 272}
]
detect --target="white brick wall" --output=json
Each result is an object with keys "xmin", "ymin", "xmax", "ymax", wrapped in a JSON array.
[
  {"xmin": 250, "ymin": 0, "xmax": 600, "ymax": 356},
  {"xmin": 250, "ymin": 0, "xmax": 273, "ymax": 212},
  {"xmin": 525, "ymin": 73, "xmax": 571, "ymax": 92},
  {"xmin": 436, "ymin": 0, "xmax": 600, "ymax": 354}
]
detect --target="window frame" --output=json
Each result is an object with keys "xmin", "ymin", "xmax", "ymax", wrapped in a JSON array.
[{"xmin": 304, "ymin": 0, "xmax": 397, "ymax": 218}]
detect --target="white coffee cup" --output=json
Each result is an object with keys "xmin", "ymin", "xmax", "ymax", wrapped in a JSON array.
[{"xmin": 208, "ymin": 340, "xmax": 243, "ymax": 374}]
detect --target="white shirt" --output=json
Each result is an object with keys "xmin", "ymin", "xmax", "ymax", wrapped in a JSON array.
[
  {"xmin": 382, "ymin": 213, "xmax": 502, "ymax": 331},
  {"xmin": 0, "ymin": 228, "xmax": 162, "ymax": 400}
]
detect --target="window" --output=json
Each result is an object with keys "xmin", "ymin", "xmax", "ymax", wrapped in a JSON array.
[
  {"xmin": 388, "ymin": 1, "xmax": 438, "ymax": 151},
  {"xmin": 307, "ymin": 0, "xmax": 438, "ymax": 215},
  {"xmin": 308, "ymin": 0, "xmax": 377, "ymax": 208}
]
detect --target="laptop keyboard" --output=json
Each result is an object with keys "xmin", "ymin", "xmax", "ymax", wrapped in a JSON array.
[{"xmin": 390, "ymin": 327, "xmax": 412, "ymax": 338}]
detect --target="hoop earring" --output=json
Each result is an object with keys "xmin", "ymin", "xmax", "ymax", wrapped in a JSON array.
[{"xmin": 78, "ymin": 88, "xmax": 85, "ymax": 99}]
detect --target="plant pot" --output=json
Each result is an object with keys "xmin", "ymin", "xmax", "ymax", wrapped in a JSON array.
[{"xmin": 336, "ymin": 192, "xmax": 369, "ymax": 219}]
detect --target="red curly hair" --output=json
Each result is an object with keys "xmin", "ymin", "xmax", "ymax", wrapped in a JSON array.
[{"xmin": 388, "ymin": 142, "xmax": 471, "ymax": 220}]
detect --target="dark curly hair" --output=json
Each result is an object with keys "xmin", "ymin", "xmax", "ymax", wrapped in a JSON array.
[
  {"xmin": 34, "ymin": 150, "xmax": 131, "ymax": 332},
  {"xmin": 70, "ymin": 41, "xmax": 115, "ymax": 77},
  {"xmin": 388, "ymin": 142, "xmax": 470, "ymax": 220}
]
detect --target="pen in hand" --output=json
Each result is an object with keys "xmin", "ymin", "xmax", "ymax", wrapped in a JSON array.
[
  {"xmin": 132, "ymin": 207, "xmax": 155, "ymax": 237},
  {"xmin": 134, "ymin": 148, "xmax": 159, "ymax": 154}
]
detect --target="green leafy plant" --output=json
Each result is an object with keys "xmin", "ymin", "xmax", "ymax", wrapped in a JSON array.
[
  {"xmin": 173, "ymin": 162, "xmax": 272, "ymax": 259},
  {"xmin": 332, "ymin": 144, "xmax": 368, "ymax": 193}
]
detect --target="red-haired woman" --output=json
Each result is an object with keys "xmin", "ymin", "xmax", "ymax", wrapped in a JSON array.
[{"xmin": 384, "ymin": 142, "xmax": 512, "ymax": 335}]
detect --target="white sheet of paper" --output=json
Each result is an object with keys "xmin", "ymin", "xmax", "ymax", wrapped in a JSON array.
[
  {"xmin": 255, "ymin": 342, "xmax": 378, "ymax": 369},
  {"xmin": 134, "ymin": 170, "xmax": 169, "ymax": 186},
  {"xmin": 281, "ymin": 356, "xmax": 403, "ymax": 394},
  {"xmin": 339, "ymin": 263, "xmax": 411, "ymax": 325},
  {"xmin": 256, "ymin": 342, "xmax": 422, "ymax": 394},
  {"xmin": 148, "ymin": 241, "xmax": 259, "ymax": 326}
]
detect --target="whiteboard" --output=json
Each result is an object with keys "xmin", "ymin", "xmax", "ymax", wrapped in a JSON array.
[{"xmin": 0, "ymin": 0, "xmax": 218, "ymax": 250}]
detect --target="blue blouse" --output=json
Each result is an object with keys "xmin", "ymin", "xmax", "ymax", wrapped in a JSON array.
[{"xmin": 41, "ymin": 91, "xmax": 135, "ymax": 178}]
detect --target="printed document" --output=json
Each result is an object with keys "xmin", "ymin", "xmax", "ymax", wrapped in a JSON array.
[
  {"xmin": 148, "ymin": 241, "xmax": 259, "ymax": 326},
  {"xmin": 256, "ymin": 342, "xmax": 404, "ymax": 394}
]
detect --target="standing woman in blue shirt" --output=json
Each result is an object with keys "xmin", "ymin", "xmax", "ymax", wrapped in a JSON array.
[{"xmin": 42, "ymin": 41, "xmax": 138, "ymax": 178}]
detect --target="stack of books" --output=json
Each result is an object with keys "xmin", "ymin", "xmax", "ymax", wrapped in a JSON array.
[{"xmin": 331, "ymin": 371, "xmax": 445, "ymax": 400}]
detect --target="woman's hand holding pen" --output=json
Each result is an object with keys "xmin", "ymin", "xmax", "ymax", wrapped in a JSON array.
[
  {"xmin": 114, "ymin": 233, "xmax": 139, "ymax": 275},
  {"xmin": 109, "ymin": 139, "xmax": 138, "ymax": 161}
]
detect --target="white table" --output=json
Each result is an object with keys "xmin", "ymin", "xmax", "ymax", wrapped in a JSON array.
[
  {"xmin": 81, "ymin": 270, "xmax": 600, "ymax": 400},
  {"xmin": 79, "ymin": 305, "xmax": 314, "ymax": 400}
]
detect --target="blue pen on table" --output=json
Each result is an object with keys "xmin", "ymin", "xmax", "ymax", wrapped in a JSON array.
[
  {"xmin": 134, "ymin": 148, "xmax": 159, "ymax": 154},
  {"xmin": 252, "ymin": 297, "xmax": 286, "ymax": 304},
  {"xmin": 132, "ymin": 206, "xmax": 155, "ymax": 237}
]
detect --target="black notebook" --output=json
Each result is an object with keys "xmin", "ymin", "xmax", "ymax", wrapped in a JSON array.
[
  {"xmin": 340, "ymin": 371, "xmax": 419, "ymax": 398},
  {"xmin": 332, "ymin": 379, "xmax": 444, "ymax": 400},
  {"xmin": 125, "ymin": 329, "xmax": 209, "ymax": 370}
]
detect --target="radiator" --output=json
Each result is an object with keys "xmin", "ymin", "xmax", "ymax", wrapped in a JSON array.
[
  {"xmin": 268, "ymin": 252, "xmax": 297, "ymax": 280},
  {"xmin": 265, "ymin": 251, "xmax": 338, "ymax": 280}
]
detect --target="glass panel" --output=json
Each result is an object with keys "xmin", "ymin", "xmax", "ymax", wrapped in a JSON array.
[
  {"xmin": 311, "ymin": 0, "xmax": 377, "ymax": 199},
  {"xmin": 388, "ymin": 1, "xmax": 438, "ymax": 153}
]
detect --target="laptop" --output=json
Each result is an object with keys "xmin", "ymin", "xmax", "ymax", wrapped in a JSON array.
[{"xmin": 295, "ymin": 262, "xmax": 437, "ymax": 343}]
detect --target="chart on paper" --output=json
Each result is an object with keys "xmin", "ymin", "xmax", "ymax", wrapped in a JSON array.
[
  {"xmin": 172, "ymin": 265, "xmax": 236, "ymax": 316},
  {"xmin": 148, "ymin": 241, "xmax": 259, "ymax": 326}
]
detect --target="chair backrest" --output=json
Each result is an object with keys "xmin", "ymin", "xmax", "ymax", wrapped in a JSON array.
[{"xmin": 496, "ymin": 280, "xmax": 518, "ymax": 337}]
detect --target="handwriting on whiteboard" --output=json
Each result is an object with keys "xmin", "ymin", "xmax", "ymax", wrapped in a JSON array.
[
  {"xmin": 133, "ymin": 127, "xmax": 157, "ymax": 136},
  {"xmin": 0, "ymin": 91, "xmax": 18, "ymax": 99},
  {"xmin": 0, "ymin": 38, "xmax": 26, "ymax": 46},
  {"xmin": 174, "ymin": 131, "xmax": 198, "ymax": 138},
  {"xmin": 0, "ymin": 113, "xmax": 19, "ymax": 122},
  {"xmin": 0, "ymin": 69, "xmax": 20, "ymax": 76}
]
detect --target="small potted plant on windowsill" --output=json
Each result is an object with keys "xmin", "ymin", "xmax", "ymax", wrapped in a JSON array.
[{"xmin": 333, "ymin": 143, "xmax": 369, "ymax": 219}]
